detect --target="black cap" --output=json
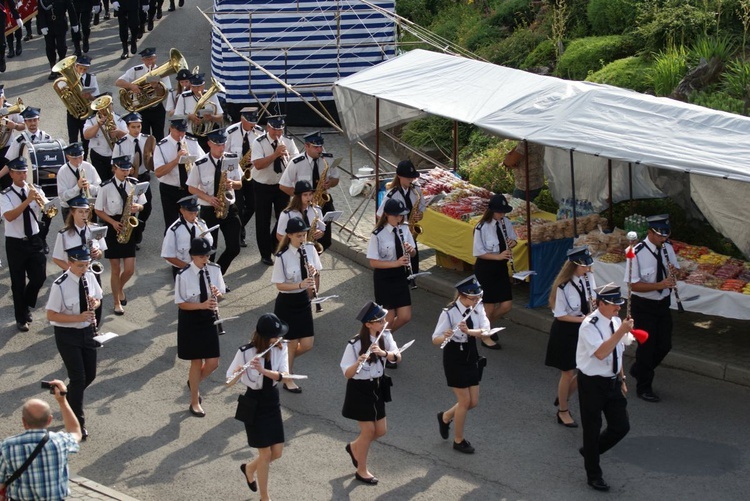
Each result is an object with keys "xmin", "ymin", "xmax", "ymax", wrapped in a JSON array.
[
  {"xmin": 303, "ymin": 130, "xmax": 324, "ymax": 146},
  {"xmin": 170, "ymin": 115, "xmax": 188, "ymax": 131},
  {"xmin": 65, "ymin": 245, "xmax": 91, "ymax": 261},
  {"xmin": 396, "ymin": 159, "xmax": 419, "ymax": 179},
  {"xmin": 455, "ymin": 275, "xmax": 483, "ymax": 296},
  {"xmin": 64, "ymin": 142, "xmax": 84, "ymax": 157},
  {"xmin": 112, "ymin": 156, "xmax": 132, "ymax": 169},
  {"xmin": 256, "ymin": 313, "xmax": 289, "ymax": 338},
  {"xmin": 285, "ymin": 216, "xmax": 310, "ymax": 234},
  {"xmin": 66, "ymin": 195, "xmax": 90, "ymax": 209},
  {"xmin": 266, "ymin": 115, "xmax": 285, "ymax": 129},
  {"xmin": 383, "ymin": 198, "xmax": 408, "ymax": 216},
  {"xmin": 189, "ymin": 237, "xmax": 212, "ymax": 256},
  {"xmin": 207, "ymin": 129, "xmax": 228, "ymax": 145},
  {"xmin": 355, "ymin": 301, "xmax": 388, "ymax": 323},
  {"xmin": 190, "ymin": 73, "xmax": 206, "ymax": 86},
  {"xmin": 21, "ymin": 107, "xmax": 41, "ymax": 119},
  {"xmin": 566, "ymin": 246, "xmax": 593, "ymax": 266},
  {"xmin": 488, "ymin": 194, "xmax": 512, "ymax": 213},
  {"xmin": 176, "ymin": 69, "xmax": 193, "ymax": 81},
  {"xmin": 75, "ymin": 55, "xmax": 92, "ymax": 66},
  {"xmin": 177, "ymin": 195, "xmax": 199, "ymax": 211},
  {"xmin": 595, "ymin": 284, "xmax": 625, "ymax": 305},
  {"xmin": 7, "ymin": 157, "xmax": 28, "ymax": 171},
  {"xmin": 647, "ymin": 214, "xmax": 670, "ymax": 236},
  {"xmin": 240, "ymin": 107, "xmax": 258, "ymax": 122},
  {"xmin": 123, "ymin": 112, "xmax": 142, "ymax": 123},
  {"xmin": 294, "ymin": 180, "xmax": 314, "ymax": 195},
  {"xmin": 139, "ymin": 47, "xmax": 157, "ymax": 57}
]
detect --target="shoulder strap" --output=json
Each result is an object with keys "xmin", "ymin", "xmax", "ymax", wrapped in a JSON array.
[{"xmin": 4, "ymin": 431, "xmax": 50, "ymax": 487}]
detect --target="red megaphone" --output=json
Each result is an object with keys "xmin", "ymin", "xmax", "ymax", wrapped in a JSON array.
[{"xmin": 631, "ymin": 329, "xmax": 649, "ymax": 344}]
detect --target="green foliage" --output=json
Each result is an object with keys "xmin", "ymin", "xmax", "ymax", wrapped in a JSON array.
[
  {"xmin": 478, "ymin": 27, "xmax": 546, "ymax": 68},
  {"xmin": 634, "ymin": 1, "xmax": 715, "ymax": 54},
  {"xmin": 458, "ymin": 129, "xmax": 502, "ymax": 164},
  {"xmin": 521, "ymin": 39, "xmax": 557, "ymax": 69},
  {"xmin": 689, "ymin": 34, "xmax": 737, "ymax": 63},
  {"xmin": 649, "ymin": 45, "xmax": 689, "ymax": 96},
  {"xmin": 457, "ymin": 140, "xmax": 516, "ymax": 194},
  {"xmin": 585, "ymin": 56, "xmax": 654, "ymax": 92},
  {"xmin": 464, "ymin": 18, "xmax": 505, "ymax": 52},
  {"xmin": 534, "ymin": 187, "xmax": 559, "ymax": 214},
  {"xmin": 488, "ymin": 0, "xmax": 538, "ymax": 30},
  {"xmin": 555, "ymin": 35, "xmax": 635, "ymax": 80},
  {"xmin": 723, "ymin": 58, "xmax": 750, "ymax": 98},
  {"xmin": 401, "ymin": 117, "xmax": 473, "ymax": 160},
  {"xmin": 587, "ymin": 0, "xmax": 639, "ymax": 36},
  {"xmin": 689, "ymin": 89, "xmax": 746, "ymax": 114},
  {"xmin": 396, "ymin": 0, "xmax": 454, "ymax": 27}
]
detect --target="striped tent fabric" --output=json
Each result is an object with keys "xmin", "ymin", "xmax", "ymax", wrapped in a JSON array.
[{"xmin": 211, "ymin": 0, "xmax": 397, "ymax": 105}]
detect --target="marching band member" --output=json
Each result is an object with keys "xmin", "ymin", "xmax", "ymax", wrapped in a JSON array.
[
  {"xmin": 271, "ymin": 217, "xmax": 321, "ymax": 393},
  {"xmin": 432, "ymin": 276, "xmax": 489, "ymax": 454},
  {"xmin": 94, "ymin": 156, "xmax": 145, "ymax": 315},
  {"xmin": 175, "ymin": 237, "xmax": 226, "ymax": 418},
  {"xmin": 112, "ymin": 1, "xmax": 143, "ymax": 59},
  {"xmin": 0, "ymin": 85, "xmax": 25, "ymax": 188},
  {"xmin": 279, "ymin": 130, "xmax": 339, "ymax": 251},
  {"xmin": 65, "ymin": 56, "xmax": 98, "ymax": 158},
  {"xmin": 225, "ymin": 106, "xmax": 262, "ymax": 247},
  {"xmin": 340, "ymin": 300, "xmax": 401, "ymax": 485},
  {"xmin": 471, "ymin": 194, "xmax": 517, "ymax": 349},
  {"xmin": 228, "ymin": 313, "xmax": 289, "ymax": 501},
  {"xmin": 46, "ymin": 244, "xmax": 102, "ymax": 440},
  {"xmin": 56, "ymin": 142, "xmax": 101, "ymax": 221},
  {"xmin": 37, "ymin": 0, "xmax": 78, "ymax": 80},
  {"xmin": 115, "ymin": 47, "xmax": 170, "ymax": 138},
  {"xmin": 276, "ymin": 180, "xmax": 325, "ymax": 311},
  {"xmin": 250, "ymin": 114, "xmax": 298, "ymax": 266},
  {"xmin": 154, "ymin": 115, "xmax": 204, "ymax": 229},
  {"xmin": 186, "ymin": 128, "xmax": 242, "ymax": 274},
  {"xmin": 161, "ymin": 195, "xmax": 212, "ymax": 277},
  {"xmin": 165, "ymin": 68, "xmax": 192, "ymax": 118},
  {"xmin": 113, "ymin": 111, "xmax": 154, "ymax": 247},
  {"xmin": 83, "ymin": 94, "xmax": 127, "ymax": 181},
  {"xmin": 0, "ymin": 157, "xmax": 48, "ymax": 332},
  {"xmin": 544, "ymin": 246, "xmax": 596, "ymax": 428},
  {"xmin": 376, "ymin": 159, "xmax": 424, "ymax": 288},
  {"xmin": 623, "ymin": 214, "xmax": 678, "ymax": 403},
  {"xmin": 70, "ymin": 0, "xmax": 95, "ymax": 56},
  {"xmin": 576, "ymin": 284, "xmax": 632, "ymax": 492},
  {"xmin": 52, "ymin": 195, "xmax": 107, "ymax": 328},
  {"xmin": 173, "ymin": 73, "xmax": 223, "ymax": 150},
  {"xmin": 366, "ymin": 198, "xmax": 415, "ymax": 367},
  {"xmin": 2, "ymin": 0, "xmax": 23, "ymax": 65}
]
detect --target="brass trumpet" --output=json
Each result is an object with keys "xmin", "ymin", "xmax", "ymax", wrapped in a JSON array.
[
  {"xmin": 29, "ymin": 184, "xmax": 58, "ymax": 218},
  {"xmin": 0, "ymin": 98, "xmax": 26, "ymax": 148}
]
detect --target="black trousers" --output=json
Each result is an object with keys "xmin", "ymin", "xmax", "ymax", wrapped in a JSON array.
[
  {"xmin": 44, "ymin": 30, "xmax": 67, "ymax": 67},
  {"xmin": 6, "ymin": 236, "xmax": 47, "ymax": 323},
  {"xmin": 66, "ymin": 113, "xmax": 90, "ymax": 160},
  {"xmin": 577, "ymin": 372, "xmax": 630, "ymax": 481},
  {"xmin": 631, "ymin": 295, "xmax": 673, "ymax": 394},
  {"xmin": 253, "ymin": 180, "xmax": 289, "ymax": 260},
  {"xmin": 319, "ymin": 197, "xmax": 334, "ymax": 251},
  {"xmin": 200, "ymin": 203, "xmax": 241, "ymax": 274},
  {"xmin": 71, "ymin": 1, "xmax": 93, "ymax": 50},
  {"xmin": 140, "ymin": 104, "xmax": 165, "ymax": 141},
  {"xmin": 234, "ymin": 178, "xmax": 255, "ymax": 240},
  {"xmin": 55, "ymin": 326, "xmax": 97, "ymax": 428},
  {"xmin": 159, "ymin": 183, "xmax": 187, "ymax": 232},
  {"xmin": 117, "ymin": 9, "xmax": 139, "ymax": 46},
  {"xmin": 90, "ymin": 150, "xmax": 113, "ymax": 182},
  {"xmin": 134, "ymin": 172, "xmax": 153, "ymax": 244}
]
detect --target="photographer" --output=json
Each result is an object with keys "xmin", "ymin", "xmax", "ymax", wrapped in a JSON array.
[{"xmin": 0, "ymin": 380, "xmax": 82, "ymax": 501}]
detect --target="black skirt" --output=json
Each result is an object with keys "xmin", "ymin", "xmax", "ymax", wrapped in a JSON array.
[
  {"xmin": 177, "ymin": 308, "xmax": 220, "ymax": 360},
  {"xmin": 243, "ymin": 385, "xmax": 284, "ymax": 448},
  {"xmin": 373, "ymin": 267, "xmax": 411, "ymax": 309},
  {"xmin": 544, "ymin": 318, "xmax": 581, "ymax": 371},
  {"xmin": 274, "ymin": 291, "xmax": 313, "ymax": 340},
  {"xmin": 342, "ymin": 377, "xmax": 386, "ymax": 422},
  {"xmin": 474, "ymin": 257, "xmax": 512, "ymax": 304},
  {"xmin": 443, "ymin": 339, "xmax": 480, "ymax": 388},
  {"xmin": 103, "ymin": 215, "xmax": 137, "ymax": 259}
]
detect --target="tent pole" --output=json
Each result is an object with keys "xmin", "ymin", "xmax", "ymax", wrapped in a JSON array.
[
  {"xmin": 452, "ymin": 121, "xmax": 458, "ymax": 171},
  {"xmin": 570, "ymin": 149, "xmax": 577, "ymax": 236},
  {"xmin": 525, "ymin": 140, "xmax": 532, "ymax": 269},
  {"xmin": 628, "ymin": 162, "xmax": 634, "ymax": 213},
  {"xmin": 608, "ymin": 159, "xmax": 613, "ymax": 230},
  {"xmin": 375, "ymin": 98, "xmax": 380, "ymax": 222}
]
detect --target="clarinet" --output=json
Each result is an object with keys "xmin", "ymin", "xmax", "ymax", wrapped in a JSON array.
[
  {"xmin": 499, "ymin": 217, "xmax": 517, "ymax": 275},
  {"xmin": 661, "ymin": 245, "xmax": 685, "ymax": 313},
  {"xmin": 299, "ymin": 243, "xmax": 318, "ymax": 300},
  {"xmin": 202, "ymin": 266, "xmax": 225, "ymax": 335},
  {"xmin": 80, "ymin": 273, "xmax": 96, "ymax": 330},
  {"xmin": 397, "ymin": 226, "xmax": 413, "ymax": 277},
  {"xmin": 582, "ymin": 273, "xmax": 596, "ymax": 314}
]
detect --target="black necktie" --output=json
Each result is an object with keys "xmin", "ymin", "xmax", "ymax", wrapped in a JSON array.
[
  {"xmin": 464, "ymin": 308, "xmax": 474, "ymax": 329},
  {"xmin": 199, "ymin": 269, "xmax": 208, "ymax": 303},
  {"xmin": 70, "ymin": 164, "xmax": 80, "ymax": 180},
  {"xmin": 30, "ymin": 134, "xmax": 36, "ymax": 142},
  {"xmin": 610, "ymin": 321, "xmax": 619, "ymax": 375},
  {"xmin": 298, "ymin": 248, "xmax": 309, "ymax": 280},
  {"xmin": 116, "ymin": 182, "xmax": 128, "ymax": 205},
  {"xmin": 133, "ymin": 137, "xmax": 142, "ymax": 171},
  {"xmin": 80, "ymin": 228, "xmax": 87, "ymax": 247},
  {"xmin": 212, "ymin": 157, "xmax": 223, "ymax": 197},
  {"xmin": 495, "ymin": 221, "xmax": 507, "ymax": 252},
  {"xmin": 393, "ymin": 228, "xmax": 403, "ymax": 259},
  {"xmin": 242, "ymin": 133, "xmax": 250, "ymax": 157},
  {"xmin": 312, "ymin": 158, "xmax": 320, "ymax": 186},
  {"xmin": 176, "ymin": 141, "xmax": 187, "ymax": 188},
  {"xmin": 272, "ymin": 140, "xmax": 283, "ymax": 173},
  {"xmin": 401, "ymin": 187, "xmax": 413, "ymax": 212},
  {"xmin": 20, "ymin": 188, "xmax": 33, "ymax": 238},
  {"xmin": 654, "ymin": 248, "xmax": 666, "ymax": 282},
  {"xmin": 301, "ymin": 208, "xmax": 310, "ymax": 228},
  {"xmin": 79, "ymin": 277, "xmax": 88, "ymax": 315},
  {"xmin": 189, "ymin": 224, "xmax": 196, "ymax": 240},
  {"xmin": 576, "ymin": 279, "xmax": 589, "ymax": 315}
]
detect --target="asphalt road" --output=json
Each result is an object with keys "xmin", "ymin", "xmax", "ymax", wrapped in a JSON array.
[{"xmin": 2, "ymin": 3, "xmax": 750, "ymax": 500}]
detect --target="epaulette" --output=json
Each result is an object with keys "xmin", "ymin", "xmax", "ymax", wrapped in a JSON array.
[
  {"xmin": 157, "ymin": 137, "xmax": 168, "ymax": 145},
  {"xmin": 180, "ymin": 90, "xmax": 193, "ymax": 97},
  {"xmin": 282, "ymin": 208, "xmax": 292, "ymax": 214},
  {"xmin": 348, "ymin": 336, "xmax": 358, "ymax": 345},
  {"xmin": 590, "ymin": 316, "xmax": 599, "ymax": 324},
  {"xmin": 133, "ymin": 64, "xmax": 145, "ymax": 71},
  {"xmin": 58, "ymin": 228, "xmax": 67, "ymax": 234},
  {"xmin": 559, "ymin": 283, "xmax": 566, "ymax": 290},
  {"xmin": 239, "ymin": 343, "xmax": 254, "ymax": 352},
  {"xmin": 372, "ymin": 226, "xmax": 384, "ymax": 235},
  {"xmin": 54, "ymin": 273, "xmax": 68, "ymax": 285},
  {"xmin": 475, "ymin": 222, "xmax": 484, "ymax": 230},
  {"xmin": 254, "ymin": 125, "xmax": 264, "ymax": 133},
  {"xmin": 115, "ymin": 136, "xmax": 127, "ymax": 145},
  {"xmin": 226, "ymin": 123, "xmax": 239, "ymax": 133},
  {"xmin": 634, "ymin": 242, "xmax": 646, "ymax": 254},
  {"xmin": 386, "ymin": 187, "xmax": 398, "ymax": 197},
  {"xmin": 184, "ymin": 134, "xmax": 198, "ymax": 141},
  {"xmin": 101, "ymin": 178, "xmax": 114, "ymax": 186},
  {"xmin": 195, "ymin": 157, "xmax": 208, "ymax": 165},
  {"xmin": 0, "ymin": 187, "xmax": 11, "ymax": 195},
  {"xmin": 15, "ymin": 135, "xmax": 24, "ymax": 144},
  {"xmin": 275, "ymin": 245, "xmax": 289, "ymax": 256},
  {"xmin": 256, "ymin": 133, "xmax": 268, "ymax": 143},
  {"xmin": 126, "ymin": 177, "xmax": 138, "ymax": 184},
  {"xmin": 292, "ymin": 155, "xmax": 305, "ymax": 164},
  {"xmin": 207, "ymin": 262, "xmax": 221, "ymax": 269},
  {"xmin": 177, "ymin": 264, "xmax": 191, "ymax": 274},
  {"xmin": 169, "ymin": 220, "xmax": 182, "ymax": 232}
]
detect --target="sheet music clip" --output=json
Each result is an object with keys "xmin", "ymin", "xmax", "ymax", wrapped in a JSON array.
[
  {"xmin": 407, "ymin": 271, "xmax": 431, "ymax": 280},
  {"xmin": 311, "ymin": 294, "xmax": 338, "ymax": 305},
  {"xmin": 512, "ymin": 270, "xmax": 536, "ymax": 281}
]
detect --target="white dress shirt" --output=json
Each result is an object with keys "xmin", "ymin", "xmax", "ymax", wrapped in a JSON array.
[
  {"xmin": 84, "ymin": 113, "xmax": 127, "ymax": 157},
  {"xmin": 46, "ymin": 269, "xmax": 103, "ymax": 329},
  {"xmin": 279, "ymin": 152, "xmax": 340, "ymax": 190},
  {"xmin": 185, "ymin": 153, "xmax": 242, "ymax": 206},
  {"xmin": 0, "ymin": 182, "xmax": 42, "ymax": 238},
  {"xmin": 276, "ymin": 205, "xmax": 324, "ymax": 237},
  {"xmin": 174, "ymin": 261, "xmax": 226, "ymax": 304},
  {"xmin": 173, "ymin": 91, "xmax": 224, "ymax": 135},
  {"xmin": 52, "ymin": 224, "xmax": 108, "ymax": 262},
  {"xmin": 366, "ymin": 223, "xmax": 416, "ymax": 262},
  {"xmin": 226, "ymin": 343, "xmax": 289, "ymax": 390},
  {"xmin": 623, "ymin": 238, "xmax": 679, "ymax": 301},
  {"xmin": 576, "ymin": 310, "xmax": 624, "ymax": 377},
  {"xmin": 56, "ymin": 162, "xmax": 102, "ymax": 207},
  {"xmin": 250, "ymin": 133, "xmax": 299, "ymax": 185},
  {"xmin": 153, "ymin": 135, "xmax": 204, "ymax": 187},
  {"xmin": 376, "ymin": 185, "xmax": 425, "ymax": 217},
  {"xmin": 271, "ymin": 243, "xmax": 322, "ymax": 293},
  {"xmin": 340, "ymin": 331, "xmax": 398, "ymax": 380},
  {"xmin": 113, "ymin": 133, "xmax": 152, "ymax": 175},
  {"xmin": 472, "ymin": 217, "xmax": 518, "ymax": 257},
  {"xmin": 94, "ymin": 178, "xmax": 146, "ymax": 216},
  {"xmin": 161, "ymin": 216, "xmax": 213, "ymax": 267},
  {"xmin": 431, "ymin": 301, "xmax": 491, "ymax": 344},
  {"xmin": 552, "ymin": 273, "xmax": 597, "ymax": 318}
]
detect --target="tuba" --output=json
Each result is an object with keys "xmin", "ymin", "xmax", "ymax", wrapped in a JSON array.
[
  {"xmin": 52, "ymin": 56, "xmax": 93, "ymax": 120},
  {"xmin": 116, "ymin": 179, "xmax": 140, "ymax": 244},
  {"xmin": 0, "ymin": 98, "xmax": 26, "ymax": 148},
  {"xmin": 119, "ymin": 48, "xmax": 187, "ymax": 112},
  {"xmin": 408, "ymin": 185, "xmax": 423, "ymax": 238},
  {"xmin": 90, "ymin": 95, "xmax": 118, "ymax": 150},
  {"xmin": 192, "ymin": 77, "xmax": 226, "ymax": 137}
]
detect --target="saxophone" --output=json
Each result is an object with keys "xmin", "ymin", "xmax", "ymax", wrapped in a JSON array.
[
  {"xmin": 214, "ymin": 169, "xmax": 230, "ymax": 220},
  {"xmin": 239, "ymin": 148, "xmax": 253, "ymax": 181},
  {"xmin": 312, "ymin": 156, "xmax": 332, "ymax": 207},
  {"xmin": 116, "ymin": 180, "xmax": 140, "ymax": 244},
  {"xmin": 408, "ymin": 186, "xmax": 423, "ymax": 238}
]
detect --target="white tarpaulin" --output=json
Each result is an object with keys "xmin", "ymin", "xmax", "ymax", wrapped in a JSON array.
[{"xmin": 332, "ymin": 49, "xmax": 750, "ymax": 256}]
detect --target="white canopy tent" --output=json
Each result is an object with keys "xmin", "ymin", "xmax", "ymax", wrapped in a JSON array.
[{"xmin": 332, "ymin": 49, "xmax": 750, "ymax": 256}]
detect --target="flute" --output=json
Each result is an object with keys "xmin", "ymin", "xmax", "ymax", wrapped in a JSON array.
[
  {"xmin": 499, "ymin": 217, "xmax": 517, "ymax": 275},
  {"xmin": 225, "ymin": 337, "xmax": 285, "ymax": 387},
  {"xmin": 355, "ymin": 321, "xmax": 389, "ymax": 375},
  {"xmin": 202, "ymin": 266, "xmax": 225, "ymax": 335},
  {"xmin": 440, "ymin": 301, "xmax": 481, "ymax": 349}
]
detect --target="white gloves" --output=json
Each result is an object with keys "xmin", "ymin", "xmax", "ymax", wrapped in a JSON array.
[
  {"xmin": 16, "ymin": 18, "xmax": 23, "ymax": 29},
  {"xmin": 93, "ymin": 5, "xmax": 101, "ymax": 14},
  {"xmin": 112, "ymin": 1, "xmax": 120, "ymax": 11},
  {"xmin": 142, "ymin": 5, "xmax": 149, "ymax": 12},
  {"xmin": 72, "ymin": 25, "xmax": 79, "ymax": 33},
  {"xmin": 41, "ymin": 27, "xmax": 49, "ymax": 36}
]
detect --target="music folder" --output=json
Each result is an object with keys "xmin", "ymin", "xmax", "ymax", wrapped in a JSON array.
[
  {"xmin": 322, "ymin": 211, "xmax": 342, "ymax": 223},
  {"xmin": 179, "ymin": 154, "xmax": 198, "ymax": 164},
  {"xmin": 134, "ymin": 182, "xmax": 150, "ymax": 197},
  {"xmin": 223, "ymin": 153, "xmax": 239, "ymax": 172}
]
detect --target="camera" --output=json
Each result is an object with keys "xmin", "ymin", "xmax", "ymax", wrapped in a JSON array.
[{"xmin": 41, "ymin": 381, "xmax": 54, "ymax": 394}]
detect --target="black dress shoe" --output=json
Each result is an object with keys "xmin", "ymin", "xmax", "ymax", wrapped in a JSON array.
[
  {"xmin": 131, "ymin": 41, "xmax": 138, "ymax": 54},
  {"xmin": 156, "ymin": 8, "xmax": 162, "ymax": 19},
  {"xmin": 7, "ymin": 50, "xmax": 14, "ymax": 59},
  {"xmin": 283, "ymin": 383, "xmax": 302, "ymax": 394},
  {"xmin": 345, "ymin": 443, "xmax": 358, "ymax": 467},
  {"xmin": 437, "ymin": 411, "xmax": 450, "ymax": 439},
  {"xmin": 453, "ymin": 439, "xmax": 475, "ymax": 454},
  {"xmin": 25, "ymin": 311, "xmax": 33, "ymax": 323},
  {"xmin": 93, "ymin": 13, "xmax": 99, "ymax": 25},
  {"xmin": 15, "ymin": 46, "xmax": 21, "ymax": 57},
  {"xmin": 261, "ymin": 257, "xmax": 273, "ymax": 266},
  {"xmin": 553, "ymin": 397, "xmax": 559, "ymax": 407},
  {"xmin": 121, "ymin": 52, "xmax": 129, "ymax": 60},
  {"xmin": 44, "ymin": 243, "xmax": 50, "ymax": 254},
  {"xmin": 120, "ymin": 296, "xmax": 127, "ymax": 306},
  {"xmin": 104, "ymin": 12, "xmax": 110, "ymax": 20},
  {"xmin": 189, "ymin": 405, "xmax": 206, "ymax": 417},
  {"xmin": 587, "ymin": 478, "xmax": 610, "ymax": 491},
  {"xmin": 315, "ymin": 303, "xmax": 323, "ymax": 313},
  {"xmin": 385, "ymin": 360, "xmax": 398, "ymax": 369},
  {"xmin": 638, "ymin": 391, "xmax": 661, "ymax": 403},
  {"xmin": 240, "ymin": 464, "xmax": 257, "ymax": 492},
  {"xmin": 48, "ymin": 72, "xmax": 57, "ymax": 80},
  {"xmin": 480, "ymin": 340, "xmax": 502, "ymax": 350},
  {"xmin": 179, "ymin": 0, "xmax": 184, "ymax": 6},
  {"xmin": 17, "ymin": 322, "xmax": 29, "ymax": 332},
  {"xmin": 24, "ymin": 33, "xmax": 33, "ymax": 41},
  {"xmin": 556, "ymin": 410, "xmax": 578, "ymax": 428},
  {"xmin": 168, "ymin": 5, "xmax": 175, "ymax": 11},
  {"xmin": 354, "ymin": 472, "xmax": 378, "ymax": 485},
  {"xmin": 81, "ymin": 427, "xmax": 89, "ymax": 441},
  {"xmin": 147, "ymin": 20, "xmax": 154, "ymax": 31},
  {"xmin": 82, "ymin": 39, "xmax": 89, "ymax": 53},
  {"xmin": 0, "ymin": 58, "xmax": 5, "ymax": 73},
  {"xmin": 239, "ymin": 238, "xmax": 247, "ymax": 247}
]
